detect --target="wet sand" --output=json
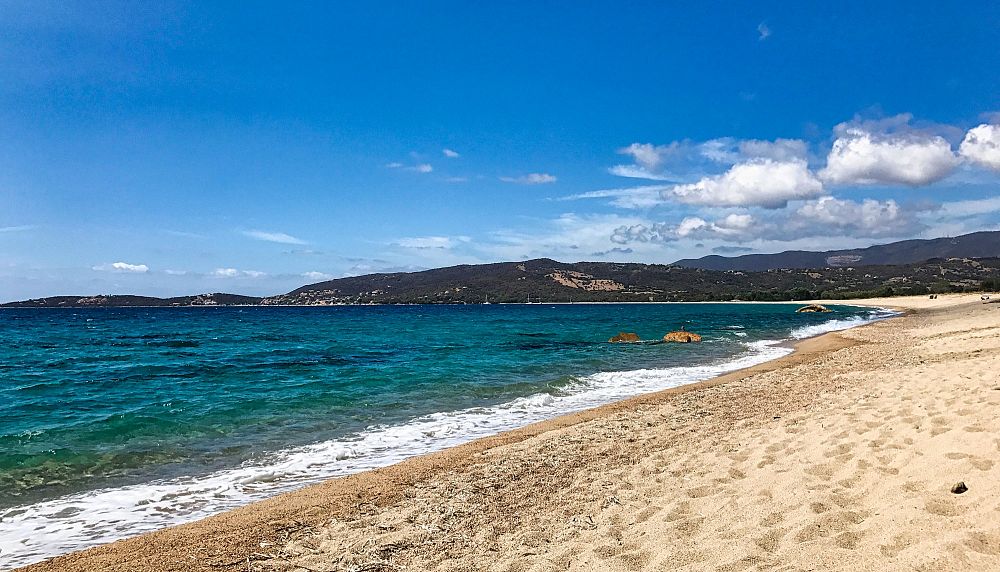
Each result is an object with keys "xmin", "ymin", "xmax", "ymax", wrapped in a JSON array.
[{"xmin": 20, "ymin": 294, "xmax": 1000, "ymax": 571}]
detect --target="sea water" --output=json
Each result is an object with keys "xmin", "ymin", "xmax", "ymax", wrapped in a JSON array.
[{"xmin": 0, "ymin": 303, "xmax": 893, "ymax": 567}]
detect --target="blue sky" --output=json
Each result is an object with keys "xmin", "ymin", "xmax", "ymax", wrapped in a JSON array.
[{"xmin": 2, "ymin": 1, "xmax": 1000, "ymax": 300}]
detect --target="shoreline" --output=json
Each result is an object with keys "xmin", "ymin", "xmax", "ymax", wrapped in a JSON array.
[{"xmin": 16, "ymin": 294, "xmax": 993, "ymax": 571}]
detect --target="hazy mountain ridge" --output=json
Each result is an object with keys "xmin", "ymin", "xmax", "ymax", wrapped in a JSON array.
[{"xmin": 673, "ymin": 231, "xmax": 1000, "ymax": 271}]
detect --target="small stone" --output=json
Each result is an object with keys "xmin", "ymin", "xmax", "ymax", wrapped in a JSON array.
[{"xmin": 951, "ymin": 481, "xmax": 968, "ymax": 494}]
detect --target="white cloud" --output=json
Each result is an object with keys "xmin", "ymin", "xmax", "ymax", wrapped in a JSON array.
[
  {"xmin": 499, "ymin": 173, "xmax": 557, "ymax": 184},
  {"xmin": 164, "ymin": 269, "xmax": 187, "ymax": 276},
  {"xmin": 212, "ymin": 268, "xmax": 267, "ymax": 278},
  {"xmin": 738, "ymin": 138, "xmax": 808, "ymax": 161},
  {"xmin": 485, "ymin": 213, "xmax": 661, "ymax": 261},
  {"xmin": 165, "ymin": 230, "xmax": 207, "ymax": 239},
  {"xmin": 959, "ymin": 124, "xmax": 1000, "ymax": 171},
  {"xmin": 409, "ymin": 163, "xmax": 433, "ymax": 173},
  {"xmin": 243, "ymin": 230, "xmax": 307, "ymax": 245},
  {"xmin": 444, "ymin": 176, "xmax": 469, "ymax": 183},
  {"xmin": 92, "ymin": 261, "xmax": 149, "ymax": 273},
  {"xmin": 442, "ymin": 148, "xmax": 460, "ymax": 158},
  {"xmin": 607, "ymin": 164, "xmax": 677, "ymax": 181},
  {"xmin": 611, "ymin": 213, "xmax": 758, "ymax": 244},
  {"xmin": 610, "ymin": 138, "xmax": 808, "ymax": 183},
  {"xmin": 385, "ymin": 162, "xmax": 404, "ymax": 168},
  {"xmin": 933, "ymin": 196, "xmax": 1000, "ymax": 219},
  {"xmin": 617, "ymin": 142, "xmax": 679, "ymax": 171},
  {"xmin": 557, "ymin": 185, "xmax": 670, "ymax": 209},
  {"xmin": 610, "ymin": 196, "xmax": 924, "ymax": 245},
  {"xmin": 395, "ymin": 236, "xmax": 470, "ymax": 250},
  {"xmin": 668, "ymin": 159, "xmax": 823, "ymax": 208},
  {"xmin": 0, "ymin": 225, "xmax": 35, "ymax": 233},
  {"xmin": 302, "ymin": 271, "xmax": 334, "ymax": 281},
  {"xmin": 820, "ymin": 125, "xmax": 959, "ymax": 186},
  {"xmin": 792, "ymin": 196, "xmax": 918, "ymax": 237},
  {"xmin": 757, "ymin": 22, "xmax": 771, "ymax": 40}
]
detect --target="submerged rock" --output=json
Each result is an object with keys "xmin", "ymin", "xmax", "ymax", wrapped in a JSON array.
[
  {"xmin": 663, "ymin": 331, "xmax": 702, "ymax": 343},
  {"xmin": 609, "ymin": 332, "xmax": 641, "ymax": 343},
  {"xmin": 796, "ymin": 304, "xmax": 832, "ymax": 313}
]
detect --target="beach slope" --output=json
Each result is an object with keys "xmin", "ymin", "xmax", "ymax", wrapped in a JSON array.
[{"xmin": 21, "ymin": 294, "xmax": 1000, "ymax": 571}]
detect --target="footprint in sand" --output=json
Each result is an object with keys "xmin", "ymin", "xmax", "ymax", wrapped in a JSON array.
[
  {"xmin": 965, "ymin": 531, "xmax": 1000, "ymax": 556},
  {"xmin": 879, "ymin": 532, "xmax": 914, "ymax": 557},
  {"xmin": 754, "ymin": 527, "xmax": 788, "ymax": 553}
]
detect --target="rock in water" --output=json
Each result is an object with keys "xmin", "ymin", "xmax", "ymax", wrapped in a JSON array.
[
  {"xmin": 663, "ymin": 331, "xmax": 702, "ymax": 343},
  {"xmin": 951, "ymin": 481, "xmax": 968, "ymax": 494},
  {"xmin": 609, "ymin": 332, "xmax": 641, "ymax": 343},
  {"xmin": 796, "ymin": 304, "xmax": 832, "ymax": 313}
]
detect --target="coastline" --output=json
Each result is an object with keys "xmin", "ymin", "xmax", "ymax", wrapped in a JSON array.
[{"xmin": 17, "ymin": 294, "xmax": 998, "ymax": 571}]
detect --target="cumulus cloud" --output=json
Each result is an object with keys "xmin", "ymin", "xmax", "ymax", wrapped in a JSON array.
[
  {"xmin": 442, "ymin": 148, "xmax": 460, "ymax": 158},
  {"xmin": 92, "ymin": 261, "xmax": 149, "ymax": 273},
  {"xmin": 959, "ymin": 124, "xmax": 1000, "ymax": 171},
  {"xmin": 499, "ymin": 173, "xmax": 557, "ymax": 184},
  {"xmin": 610, "ymin": 197, "xmax": 923, "ymax": 245},
  {"xmin": 243, "ymin": 230, "xmax": 307, "ymax": 245},
  {"xmin": 668, "ymin": 159, "xmax": 823, "ymax": 208},
  {"xmin": 610, "ymin": 138, "xmax": 809, "ymax": 183},
  {"xmin": 395, "ymin": 236, "xmax": 470, "ymax": 249},
  {"xmin": 791, "ymin": 196, "xmax": 920, "ymax": 237},
  {"xmin": 820, "ymin": 120, "xmax": 959, "ymax": 186},
  {"xmin": 617, "ymin": 142, "xmax": 678, "ymax": 171},
  {"xmin": 212, "ymin": 268, "xmax": 266, "ymax": 278},
  {"xmin": 610, "ymin": 215, "xmax": 751, "ymax": 244}
]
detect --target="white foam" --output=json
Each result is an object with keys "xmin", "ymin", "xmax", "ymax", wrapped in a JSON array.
[
  {"xmin": 0, "ymin": 310, "xmax": 887, "ymax": 568},
  {"xmin": 788, "ymin": 307, "xmax": 898, "ymax": 340}
]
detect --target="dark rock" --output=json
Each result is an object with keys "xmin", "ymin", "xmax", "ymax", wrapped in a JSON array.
[{"xmin": 951, "ymin": 481, "xmax": 968, "ymax": 494}]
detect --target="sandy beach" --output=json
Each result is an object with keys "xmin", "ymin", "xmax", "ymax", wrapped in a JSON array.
[{"xmin": 18, "ymin": 294, "xmax": 1000, "ymax": 571}]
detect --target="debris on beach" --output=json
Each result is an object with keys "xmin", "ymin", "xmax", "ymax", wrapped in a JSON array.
[
  {"xmin": 663, "ymin": 330, "xmax": 702, "ymax": 343},
  {"xmin": 951, "ymin": 481, "xmax": 968, "ymax": 494},
  {"xmin": 795, "ymin": 304, "xmax": 832, "ymax": 313},
  {"xmin": 608, "ymin": 332, "xmax": 641, "ymax": 343}
]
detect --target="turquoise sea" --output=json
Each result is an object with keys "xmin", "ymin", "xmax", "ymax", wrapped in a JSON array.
[{"xmin": 0, "ymin": 303, "xmax": 892, "ymax": 567}]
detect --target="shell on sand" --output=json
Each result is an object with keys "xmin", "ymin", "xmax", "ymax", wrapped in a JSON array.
[
  {"xmin": 663, "ymin": 331, "xmax": 702, "ymax": 343},
  {"xmin": 609, "ymin": 332, "xmax": 641, "ymax": 343},
  {"xmin": 796, "ymin": 304, "xmax": 832, "ymax": 313}
]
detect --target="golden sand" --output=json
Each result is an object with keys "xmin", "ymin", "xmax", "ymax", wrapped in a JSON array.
[{"xmin": 22, "ymin": 294, "xmax": 1000, "ymax": 571}]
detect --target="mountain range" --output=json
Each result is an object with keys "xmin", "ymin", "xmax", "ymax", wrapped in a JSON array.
[{"xmin": 3, "ymin": 231, "xmax": 999, "ymax": 307}]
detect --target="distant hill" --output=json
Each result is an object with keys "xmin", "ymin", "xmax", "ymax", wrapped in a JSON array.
[
  {"xmin": 5, "ymin": 234, "xmax": 1000, "ymax": 308},
  {"xmin": 2, "ymin": 293, "xmax": 261, "ymax": 308},
  {"xmin": 673, "ymin": 231, "xmax": 1000, "ymax": 271},
  {"xmin": 259, "ymin": 256, "xmax": 1000, "ymax": 305}
]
